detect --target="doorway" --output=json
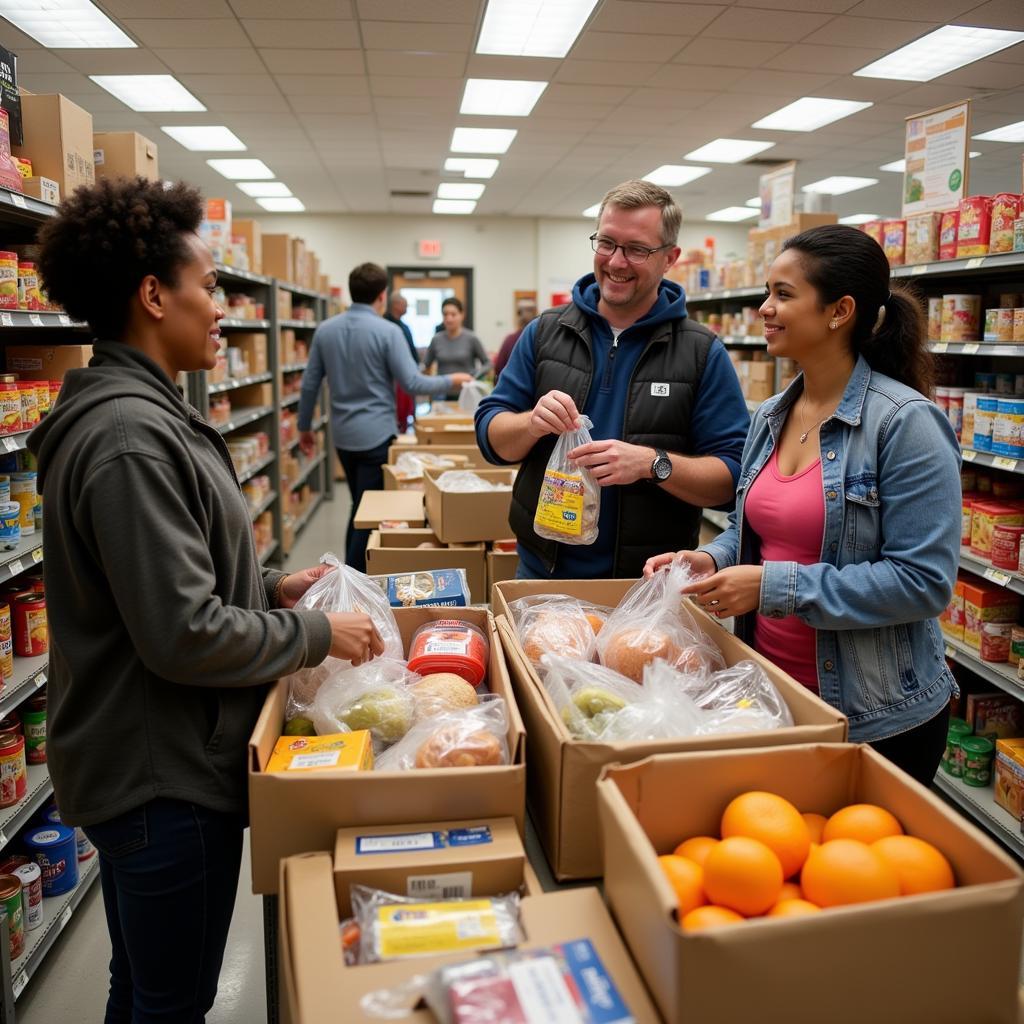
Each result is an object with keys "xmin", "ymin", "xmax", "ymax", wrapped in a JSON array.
[{"xmin": 388, "ymin": 267, "xmax": 475, "ymax": 349}]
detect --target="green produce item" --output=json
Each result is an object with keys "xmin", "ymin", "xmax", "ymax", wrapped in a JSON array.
[
  {"xmin": 572, "ymin": 687, "xmax": 628, "ymax": 718},
  {"xmin": 341, "ymin": 688, "xmax": 412, "ymax": 744},
  {"xmin": 283, "ymin": 717, "xmax": 316, "ymax": 736}
]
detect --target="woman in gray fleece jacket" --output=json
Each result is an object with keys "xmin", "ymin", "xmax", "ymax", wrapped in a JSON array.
[{"xmin": 29, "ymin": 178, "xmax": 382, "ymax": 1023}]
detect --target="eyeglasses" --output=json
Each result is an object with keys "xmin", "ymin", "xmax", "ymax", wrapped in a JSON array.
[{"xmin": 590, "ymin": 233, "xmax": 674, "ymax": 265}]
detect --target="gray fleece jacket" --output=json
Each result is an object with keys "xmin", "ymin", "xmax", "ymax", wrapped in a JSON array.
[{"xmin": 28, "ymin": 341, "xmax": 332, "ymax": 826}]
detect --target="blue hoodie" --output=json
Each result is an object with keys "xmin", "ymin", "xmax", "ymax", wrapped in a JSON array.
[{"xmin": 475, "ymin": 273, "xmax": 750, "ymax": 579}]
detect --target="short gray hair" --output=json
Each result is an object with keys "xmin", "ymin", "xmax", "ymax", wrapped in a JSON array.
[{"xmin": 597, "ymin": 180, "xmax": 681, "ymax": 246}]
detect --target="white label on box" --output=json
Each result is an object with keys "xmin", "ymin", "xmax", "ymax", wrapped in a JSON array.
[
  {"xmin": 94, "ymin": 148, "xmax": 105, "ymax": 166},
  {"xmin": 357, "ymin": 831, "xmax": 441, "ymax": 854},
  {"xmin": 288, "ymin": 751, "xmax": 340, "ymax": 770},
  {"xmin": 406, "ymin": 871, "xmax": 473, "ymax": 900},
  {"xmin": 507, "ymin": 957, "xmax": 584, "ymax": 1024},
  {"xmin": 10, "ymin": 193, "xmax": 26, "ymax": 209}
]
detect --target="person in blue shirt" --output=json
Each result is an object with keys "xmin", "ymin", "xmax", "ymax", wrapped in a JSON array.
[
  {"xmin": 474, "ymin": 180, "xmax": 749, "ymax": 579},
  {"xmin": 298, "ymin": 263, "xmax": 470, "ymax": 571}
]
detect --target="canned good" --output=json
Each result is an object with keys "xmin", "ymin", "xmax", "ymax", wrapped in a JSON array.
[
  {"xmin": 76, "ymin": 828, "xmax": 94, "ymax": 863},
  {"xmin": 942, "ymin": 718, "xmax": 972, "ymax": 776},
  {"xmin": 47, "ymin": 381, "xmax": 61, "ymax": 410},
  {"xmin": 1011, "ymin": 625, "xmax": 1024, "ymax": 667},
  {"xmin": 991, "ymin": 524, "xmax": 1024, "ymax": 570},
  {"xmin": 10, "ymin": 471, "xmax": 35, "ymax": 538},
  {"xmin": 0, "ymin": 602, "xmax": 11, "ymax": 685},
  {"xmin": 961, "ymin": 735, "xmax": 995, "ymax": 787},
  {"xmin": 16, "ymin": 262, "xmax": 40, "ymax": 312},
  {"xmin": 1015, "ymin": 217, "xmax": 1024, "ymax": 252},
  {"xmin": 12, "ymin": 863, "xmax": 41, "ymax": 931},
  {"xmin": 997, "ymin": 308, "xmax": 1016, "ymax": 343},
  {"xmin": 21, "ymin": 694, "xmax": 44, "ymax": 765},
  {"xmin": 24, "ymin": 824, "xmax": 78, "ymax": 897},
  {"xmin": 17, "ymin": 383, "xmax": 37, "ymax": 430},
  {"xmin": 947, "ymin": 388, "xmax": 966, "ymax": 439},
  {"xmin": 0, "ymin": 253, "xmax": 16, "ymax": 310},
  {"xmin": 0, "ymin": 502, "xmax": 20, "ymax": 553},
  {"xmin": 981, "ymin": 621, "xmax": 1012, "ymax": 662},
  {"xmin": 984, "ymin": 307, "xmax": 999, "ymax": 341},
  {"xmin": 990, "ymin": 194, "xmax": 1021, "ymax": 254},
  {"xmin": 943, "ymin": 294, "xmax": 982, "ymax": 341},
  {"xmin": 13, "ymin": 594, "xmax": 46, "ymax": 657},
  {"xmin": 0, "ymin": 874, "xmax": 24, "ymax": 959},
  {"xmin": 992, "ymin": 397, "xmax": 1024, "ymax": 456},
  {"xmin": 0, "ymin": 855, "xmax": 27, "ymax": 876},
  {"xmin": 0, "ymin": 383, "xmax": 22, "ymax": 436},
  {"xmin": 0, "ymin": 729, "xmax": 26, "ymax": 808},
  {"xmin": 34, "ymin": 381, "xmax": 49, "ymax": 417},
  {"xmin": 927, "ymin": 297, "xmax": 942, "ymax": 339},
  {"xmin": 975, "ymin": 371, "xmax": 996, "ymax": 391}
]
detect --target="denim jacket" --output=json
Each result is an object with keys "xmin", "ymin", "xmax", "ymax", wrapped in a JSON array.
[{"xmin": 701, "ymin": 356, "xmax": 960, "ymax": 742}]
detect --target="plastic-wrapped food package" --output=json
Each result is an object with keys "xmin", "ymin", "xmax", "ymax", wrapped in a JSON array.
[
  {"xmin": 533, "ymin": 415, "xmax": 600, "ymax": 546},
  {"xmin": 309, "ymin": 658, "xmax": 419, "ymax": 752},
  {"xmin": 457, "ymin": 379, "xmax": 491, "ymax": 414},
  {"xmin": 409, "ymin": 672, "xmax": 480, "ymax": 720},
  {"xmin": 597, "ymin": 560, "xmax": 724, "ymax": 682},
  {"xmin": 349, "ymin": 884, "xmax": 522, "ymax": 964},
  {"xmin": 540, "ymin": 654, "xmax": 644, "ymax": 740},
  {"xmin": 434, "ymin": 471, "xmax": 512, "ymax": 493},
  {"xmin": 374, "ymin": 696, "xmax": 509, "ymax": 771},
  {"xmin": 392, "ymin": 451, "xmax": 457, "ymax": 482},
  {"xmin": 282, "ymin": 554, "xmax": 404, "ymax": 721},
  {"xmin": 509, "ymin": 594, "xmax": 597, "ymax": 666}
]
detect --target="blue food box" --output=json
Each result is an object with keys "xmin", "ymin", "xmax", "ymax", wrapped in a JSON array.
[{"xmin": 384, "ymin": 569, "xmax": 468, "ymax": 607}]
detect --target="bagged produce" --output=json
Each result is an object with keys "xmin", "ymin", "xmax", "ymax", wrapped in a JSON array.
[
  {"xmin": 540, "ymin": 653, "xmax": 647, "ymax": 740},
  {"xmin": 533, "ymin": 415, "xmax": 600, "ymax": 545},
  {"xmin": 509, "ymin": 594, "xmax": 597, "ymax": 665},
  {"xmin": 434, "ymin": 470, "xmax": 512, "ymax": 493},
  {"xmin": 392, "ymin": 451, "xmax": 458, "ymax": 482}
]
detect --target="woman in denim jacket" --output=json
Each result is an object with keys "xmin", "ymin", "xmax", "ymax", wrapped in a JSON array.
[{"xmin": 646, "ymin": 225, "xmax": 960, "ymax": 785}]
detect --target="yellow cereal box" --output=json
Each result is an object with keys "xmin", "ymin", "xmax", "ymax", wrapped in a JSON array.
[{"xmin": 266, "ymin": 731, "xmax": 373, "ymax": 773}]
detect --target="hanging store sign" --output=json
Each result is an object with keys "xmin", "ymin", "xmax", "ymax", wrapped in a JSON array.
[{"xmin": 902, "ymin": 99, "xmax": 970, "ymax": 217}]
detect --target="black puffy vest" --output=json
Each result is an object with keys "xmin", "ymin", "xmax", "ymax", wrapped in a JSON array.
[{"xmin": 509, "ymin": 303, "xmax": 715, "ymax": 577}]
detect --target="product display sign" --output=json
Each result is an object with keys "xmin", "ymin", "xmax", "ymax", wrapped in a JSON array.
[
  {"xmin": 759, "ymin": 162, "xmax": 795, "ymax": 228},
  {"xmin": 902, "ymin": 100, "xmax": 971, "ymax": 217},
  {"xmin": 0, "ymin": 47, "xmax": 19, "ymax": 147}
]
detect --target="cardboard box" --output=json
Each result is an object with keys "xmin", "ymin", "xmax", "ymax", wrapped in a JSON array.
[
  {"xmin": 12, "ymin": 94, "xmax": 94, "ymax": 199},
  {"xmin": 93, "ymin": 131, "xmax": 159, "ymax": 182},
  {"xmin": 233, "ymin": 218, "xmax": 262, "ymax": 275},
  {"xmin": 263, "ymin": 233, "xmax": 294, "ymax": 284},
  {"xmin": 332, "ymin": 817, "xmax": 525, "ymax": 911},
  {"xmin": 424, "ymin": 467, "xmax": 515, "ymax": 544},
  {"xmin": 365, "ymin": 529, "xmax": 486, "ymax": 605},
  {"xmin": 487, "ymin": 548, "xmax": 520, "ymax": 600},
  {"xmin": 994, "ymin": 738, "xmax": 1024, "ymax": 818},
  {"xmin": 21, "ymin": 175, "xmax": 58, "ymax": 205},
  {"xmin": 230, "ymin": 333, "xmax": 267, "ymax": 375},
  {"xmin": 199, "ymin": 198, "xmax": 231, "ymax": 264},
  {"xmin": 598, "ymin": 744, "xmax": 1024, "ymax": 1024},
  {"xmin": 492, "ymin": 579, "xmax": 848, "ymax": 880},
  {"xmin": 415, "ymin": 415, "xmax": 478, "ymax": 447},
  {"xmin": 6, "ymin": 343, "xmax": 92, "ymax": 379},
  {"xmin": 353, "ymin": 490, "xmax": 425, "ymax": 530},
  {"xmin": 249, "ymin": 605, "xmax": 526, "ymax": 893},
  {"xmin": 965, "ymin": 691, "xmax": 1024, "ymax": 740},
  {"xmin": 233, "ymin": 381, "xmax": 273, "ymax": 409},
  {"xmin": 387, "ymin": 442, "xmax": 488, "ymax": 468},
  {"xmin": 279, "ymin": 852, "xmax": 662, "ymax": 1024}
]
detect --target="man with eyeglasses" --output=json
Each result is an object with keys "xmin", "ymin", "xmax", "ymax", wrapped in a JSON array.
[{"xmin": 474, "ymin": 180, "xmax": 749, "ymax": 580}]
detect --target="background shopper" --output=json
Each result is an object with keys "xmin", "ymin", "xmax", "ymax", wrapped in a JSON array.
[
  {"xmin": 425, "ymin": 296, "xmax": 490, "ymax": 398},
  {"xmin": 385, "ymin": 292, "xmax": 420, "ymax": 433},
  {"xmin": 29, "ymin": 177, "xmax": 384, "ymax": 1023},
  {"xmin": 646, "ymin": 224, "xmax": 960, "ymax": 785},
  {"xmin": 493, "ymin": 305, "xmax": 537, "ymax": 382}
]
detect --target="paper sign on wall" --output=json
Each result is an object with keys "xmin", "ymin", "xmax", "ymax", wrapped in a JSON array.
[
  {"xmin": 759, "ymin": 161, "xmax": 796, "ymax": 228},
  {"xmin": 902, "ymin": 100, "xmax": 971, "ymax": 217}
]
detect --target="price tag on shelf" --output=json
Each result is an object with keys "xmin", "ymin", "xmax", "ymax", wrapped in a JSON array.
[
  {"xmin": 911, "ymin": 264, "xmax": 929, "ymax": 275},
  {"xmin": 993, "ymin": 456, "xmax": 1019, "ymax": 472},
  {"xmin": 8, "ymin": 559, "xmax": 23, "ymax": 577},
  {"xmin": 0, "ymin": 830, "xmax": 7, "ymax": 848},
  {"xmin": 945, "ymin": 644, "xmax": 955, "ymax": 659},
  {"xmin": 961, "ymin": 449, "xmax": 977, "ymax": 462},
  {"xmin": 34, "ymin": 672, "xmax": 45, "ymax": 688},
  {"xmin": 225, "ymin": 422, "xmax": 235, "ymax": 433},
  {"xmin": 985, "ymin": 567, "xmax": 1012, "ymax": 587},
  {"xmin": 31, "ymin": 548, "xmax": 42, "ymax": 563},
  {"xmin": 10, "ymin": 193, "xmax": 26, "ymax": 209},
  {"xmin": 722, "ymin": 290, "xmax": 732, "ymax": 298},
  {"xmin": 28, "ymin": 314, "xmax": 43, "ymax": 327},
  {"xmin": 966, "ymin": 257, "xmax": 986, "ymax": 269},
  {"xmin": 58, "ymin": 314, "xmax": 70, "ymax": 327},
  {"xmin": 59, "ymin": 905, "xmax": 73, "ymax": 932},
  {"xmin": 0, "ymin": 312, "xmax": 12, "ymax": 327},
  {"xmin": 932, "ymin": 342, "xmax": 947, "ymax": 353},
  {"xmin": 2, "ymin": 436, "xmax": 18, "ymax": 453},
  {"xmin": 13, "ymin": 970, "xmax": 27, "ymax": 999},
  {"xmin": 962, "ymin": 343, "xmax": 980, "ymax": 354}
]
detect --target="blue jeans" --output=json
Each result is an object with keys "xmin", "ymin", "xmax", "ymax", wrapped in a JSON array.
[{"xmin": 83, "ymin": 798, "xmax": 245, "ymax": 1024}]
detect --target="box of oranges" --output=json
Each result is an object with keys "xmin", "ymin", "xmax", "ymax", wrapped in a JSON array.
[{"xmin": 597, "ymin": 744, "xmax": 1024, "ymax": 1024}]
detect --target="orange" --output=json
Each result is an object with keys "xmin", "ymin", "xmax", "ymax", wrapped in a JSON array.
[
  {"xmin": 776, "ymin": 880, "xmax": 803, "ymax": 903},
  {"xmin": 801, "ymin": 838, "xmax": 901, "ymax": 907},
  {"xmin": 657, "ymin": 855, "xmax": 706, "ymax": 917},
  {"xmin": 720, "ymin": 791, "xmax": 811, "ymax": 878},
  {"xmin": 766, "ymin": 898, "xmax": 822, "ymax": 918},
  {"xmin": 673, "ymin": 836, "xmax": 719, "ymax": 868},
  {"xmin": 703, "ymin": 836, "xmax": 783, "ymax": 917},
  {"xmin": 802, "ymin": 812, "xmax": 828, "ymax": 845},
  {"xmin": 872, "ymin": 835, "xmax": 955, "ymax": 895},
  {"xmin": 680, "ymin": 905, "xmax": 744, "ymax": 932},
  {"xmin": 822, "ymin": 804, "xmax": 903, "ymax": 845}
]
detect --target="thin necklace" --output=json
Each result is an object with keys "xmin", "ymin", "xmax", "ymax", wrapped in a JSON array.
[{"xmin": 797, "ymin": 397, "xmax": 834, "ymax": 444}]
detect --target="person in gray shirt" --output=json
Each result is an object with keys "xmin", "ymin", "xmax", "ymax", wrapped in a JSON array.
[
  {"xmin": 425, "ymin": 296, "xmax": 491, "ymax": 398},
  {"xmin": 298, "ymin": 263, "xmax": 470, "ymax": 571}
]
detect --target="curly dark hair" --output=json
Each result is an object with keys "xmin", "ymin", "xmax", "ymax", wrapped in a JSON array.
[{"xmin": 37, "ymin": 177, "xmax": 205, "ymax": 340}]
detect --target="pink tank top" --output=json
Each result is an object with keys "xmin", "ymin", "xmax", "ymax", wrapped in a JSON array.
[{"xmin": 744, "ymin": 446, "xmax": 824, "ymax": 691}]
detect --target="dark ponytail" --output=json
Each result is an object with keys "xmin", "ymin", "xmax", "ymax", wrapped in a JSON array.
[{"xmin": 782, "ymin": 224, "xmax": 933, "ymax": 397}]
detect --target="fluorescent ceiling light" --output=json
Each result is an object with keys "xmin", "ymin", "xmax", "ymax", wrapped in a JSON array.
[
  {"xmin": 582, "ymin": 203, "xmax": 601, "ymax": 217},
  {"xmin": 839, "ymin": 213, "xmax": 880, "ymax": 225},
  {"xmin": 973, "ymin": 120, "xmax": 1024, "ymax": 143},
  {"xmin": 208, "ymin": 159, "xmax": 274, "ymax": 180},
  {"xmin": 237, "ymin": 182, "xmax": 292, "ymax": 198},
  {"xmin": 753, "ymin": 97, "xmax": 872, "ymax": 132},
  {"xmin": 802, "ymin": 176, "xmax": 878, "ymax": 195},
  {"xmin": 684, "ymin": 138, "xmax": 775, "ymax": 163},
  {"xmin": 854, "ymin": 25, "xmax": 1024, "ymax": 82},
  {"xmin": 444, "ymin": 158, "xmax": 499, "ymax": 179},
  {"xmin": 643, "ymin": 165, "xmax": 712, "ymax": 187},
  {"xmin": 257, "ymin": 197, "xmax": 305, "ymax": 212},
  {"xmin": 476, "ymin": 0, "xmax": 599, "ymax": 58},
  {"xmin": 91, "ymin": 74, "xmax": 204, "ymax": 112},
  {"xmin": 879, "ymin": 159, "xmax": 906, "ymax": 172},
  {"xmin": 707, "ymin": 207, "xmax": 760, "ymax": 222},
  {"xmin": 745, "ymin": 196, "xmax": 761, "ymax": 207},
  {"xmin": 451, "ymin": 127, "xmax": 517, "ymax": 154},
  {"xmin": 433, "ymin": 199, "xmax": 477, "ymax": 215},
  {"xmin": 161, "ymin": 126, "xmax": 245, "ymax": 152},
  {"xmin": 3, "ymin": 0, "xmax": 134, "ymax": 47},
  {"xmin": 438, "ymin": 182, "xmax": 485, "ymax": 200},
  {"xmin": 461, "ymin": 79, "xmax": 548, "ymax": 117}
]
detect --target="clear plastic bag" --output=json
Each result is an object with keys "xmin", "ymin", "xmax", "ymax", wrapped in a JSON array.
[
  {"xmin": 310, "ymin": 658, "xmax": 419, "ymax": 752},
  {"xmin": 374, "ymin": 696, "xmax": 509, "ymax": 771},
  {"xmin": 597, "ymin": 560, "xmax": 724, "ymax": 682},
  {"xmin": 533, "ymin": 415, "xmax": 600, "ymax": 545},
  {"xmin": 539, "ymin": 653, "xmax": 644, "ymax": 740},
  {"xmin": 392, "ymin": 451, "xmax": 457, "ymax": 482},
  {"xmin": 434, "ymin": 470, "xmax": 511, "ymax": 493},
  {"xmin": 457, "ymin": 379, "xmax": 491, "ymax": 414},
  {"xmin": 508, "ymin": 594, "xmax": 597, "ymax": 666},
  {"xmin": 348, "ymin": 884, "xmax": 523, "ymax": 965},
  {"xmin": 282, "ymin": 554, "xmax": 404, "ymax": 721}
]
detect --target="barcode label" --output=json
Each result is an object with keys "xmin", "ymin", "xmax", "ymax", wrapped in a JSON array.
[
  {"xmin": 945, "ymin": 644, "xmax": 955, "ymax": 658},
  {"xmin": 8, "ymin": 559, "xmax": 23, "ymax": 576},
  {"xmin": 10, "ymin": 193, "xmax": 26, "ymax": 209},
  {"xmin": 357, "ymin": 831, "xmax": 443, "ymax": 854},
  {"xmin": 1, "ymin": 313, "xmax": 12, "ymax": 327},
  {"xmin": 0, "ymin": 830, "xmax": 7, "ymax": 847},
  {"xmin": 34, "ymin": 672, "xmax": 45, "ymax": 688},
  {"xmin": 966, "ymin": 257, "xmax": 986, "ymax": 269},
  {"xmin": 58, "ymin": 314, "xmax": 70, "ymax": 326},
  {"xmin": 406, "ymin": 872, "xmax": 472, "ymax": 900},
  {"xmin": 3, "ymin": 436, "xmax": 17, "ymax": 452}
]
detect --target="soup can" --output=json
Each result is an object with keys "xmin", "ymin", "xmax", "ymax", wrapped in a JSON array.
[
  {"xmin": 0, "ymin": 253, "xmax": 17, "ymax": 310},
  {"xmin": 9, "ymin": 471, "xmax": 34, "ymax": 537},
  {"xmin": 0, "ymin": 501, "xmax": 20, "ymax": 552},
  {"xmin": 0, "ymin": 601, "xmax": 12, "ymax": 684},
  {"xmin": 21, "ymin": 694, "xmax": 45, "ymax": 765},
  {"xmin": 13, "ymin": 593, "xmax": 46, "ymax": 657},
  {"xmin": 0, "ymin": 729, "xmax": 26, "ymax": 808},
  {"xmin": 12, "ymin": 862, "xmax": 41, "ymax": 931},
  {"xmin": 0, "ymin": 873, "xmax": 24, "ymax": 960},
  {"xmin": 24, "ymin": 824, "xmax": 78, "ymax": 897}
]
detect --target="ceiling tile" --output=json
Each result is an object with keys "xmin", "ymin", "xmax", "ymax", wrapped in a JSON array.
[
  {"xmin": 260, "ymin": 50, "xmax": 366, "ymax": 75},
  {"xmin": 121, "ymin": 19, "xmax": 250, "ymax": 47},
  {"xmin": 533, "ymin": 100, "xmax": 618, "ymax": 119},
  {"xmin": 673, "ymin": 38, "xmax": 787, "ymax": 67},
  {"xmin": 939, "ymin": 61, "xmax": 1024, "ymax": 90},
  {"xmin": 734, "ymin": 0, "xmax": 857, "ymax": 10},
  {"xmin": 365, "ymin": 51, "xmax": 467, "ymax": 78},
  {"xmin": 544, "ymin": 84, "xmax": 635, "ymax": 105},
  {"xmin": 464, "ymin": 55, "xmax": 563, "ymax": 79},
  {"xmin": 103, "ymin": 0, "xmax": 234, "ymax": 14},
  {"xmin": 890, "ymin": 83, "xmax": 994, "ymax": 108},
  {"xmin": 374, "ymin": 96, "xmax": 458, "ymax": 116},
  {"xmin": 762, "ymin": 43, "xmax": 884, "ymax": 75},
  {"xmin": 274, "ymin": 75, "xmax": 370, "ymax": 97},
  {"xmin": 356, "ymin": 0, "xmax": 479, "ymax": 22},
  {"xmin": 155, "ymin": 48, "xmax": 265, "ymax": 74},
  {"xmin": 242, "ymin": 19, "xmax": 361, "ymax": 47},
  {"xmin": 647, "ymin": 64, "xmax": 746, "ymax": 90},
  {"xmin": 959, "ymin": 0, "xmax": 1024, "ymax": 31},
  {"xmin": 802, "ymin": 16, "xmax": 938, "ymax": 47},
  {"xmin": 618, "ymin": 87, "xmax": 717, "ymax": 110},
  {"xmin": 94, "ymin": 111, "xmax": 166, "ymax": 131},
  {"xmin": 814, "ymin": 77, "xmax": 915, "ymax": 101},
  {"xmin": 298, "ymin": 113, "xmax": 377, "ymax": 135},
  {"xmin": 569, "ymin": 32, "xmax": 686, "ymax": 62},
  {"xmin": 700, "ymin": 7, "xmax": 836, "ymax": 42},
  {"xmin": 590, "ymin": 1, "xmax": 723, "ymax": 35},
  {"xmin": 228, "ymin": 0, "xmax": 353, "ymax": 14},
  {"xmin": 727, "ymin": 68, "xmax": 842, "ymax": 95},
  {"xmin": 360, "ymin": 21, "xmax": 474, "ymax": 51},
  {"xmin": 288, "ymin": 95, "xmax": 374, "ymax": 113},
  {"xmin": 0, "ymin": 25, "xmax": 40, "ymax": 50},
  {"xmin": 199, "ymin": 94, "xmax": 291, "ymax": 112},
  {"xmin": 991, "ymin": 43, "xmax": 1024, "ymax": 64},
  {"xmin": 10, "ymin": 52, "xmax": 77, "ymax": 75},
  {"xmin": 49, "ymin": 49, "xmax": 171, "ymax": 75},
  {"xmin": 555, "ymin": 59, "xmax": 660, "ymax": 86},
  {"xmin": 63, "ymin": 93, "xmax": 134, "ymax": 114},
  {"xmin": 845, "ymin": 0, "xmax": 976, "ymax": 17},
  {"xmin": 17, "ymin": 72, "xmax": 99, "ymax": 94},
  {"xmin": 180, "ymin": 73, "xmax": 282, "ymax": 96},
  {"xmin": 370, "ymin": 77, "xmax": 463, "ymax": 98}
]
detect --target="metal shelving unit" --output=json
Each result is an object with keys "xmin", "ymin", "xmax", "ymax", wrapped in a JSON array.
[
  {"xmin": 0, "ymin": 540, "xmax": 43, "ymax": 588},
  {"xmin": 278, "ymin": 319, "xmax": 317, "ymax": 330},
  {"xmin": 220, "ymin": 318, "xmax": 271, "ymax": 330},
  {"xmin": 934, "ymin": 771, "xmax": 1024, "ymax": 860},
  {"xmin": 288, "ymin": 453, "xmax": 325, "ymax": 492},
  {"xmin": 215, "ymin": 405, "xmax": 274, "ymax": 436},
  {"xmin": 0, "ymin": 654, "xmax": 47, "ymax": 721},
  {"xmin": 208, "ymin": 372, "xmax": 273, "ymax": 395},
  {"xmin": 248, "ymin": 490, "xmax": 277, "ymax": 521},
  {"xmin": 685, "ymin": 285, "xmax": 765, "ymax": 306},
  {"xmin": 929, "ymin": 341, "xmax": 1021, "ymax": 356},
  {"xmin": 961, "ymin": 448, "xmax": 1024, "ymax": 475},
  {"xmin": 238, "ymin": 451, "xmax": 276, "ymax": 486},
  {"xmin": 958, "ymin": 547, "xmax": 1024, "ymax": 598},
  {"xmin": 943, "ymin": 635, "xmax": 1023, "ymax": 702},
  {"xmin": 0, "ymin": 764, "xmax": 52, "ymax": 852},
  {"xmin": 292, "ymin": 494, "xmax": 324, "ymax": 543},
  {"xmin": 258, "ymin": 540, "xmax": 279, "ymax": 566},
  {"xmin": 893, "ymin": 250, "xmax": 1024, "ymax": 281},
  {"xmin": 0, "ymin": 311, "xmax": 86, "ymax": 330}
]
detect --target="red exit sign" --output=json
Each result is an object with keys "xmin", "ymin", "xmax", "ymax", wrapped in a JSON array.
[{"xmin": 417, "ymin": 239, "xmax": 442, "ymax": 259}]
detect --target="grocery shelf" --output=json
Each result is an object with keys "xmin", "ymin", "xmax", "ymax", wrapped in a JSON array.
[
  {"xmin": 0, "ymin": 430, "xmax": 31, "ymax": 454},
  {"xmin": 248, "ymin": 490, "xmax": 277, "ymax": 521},
  {"xmin": 208, "ymin": 371, "xmax": 273, "ymax": 395},
  {"xmin": 288, "ymin": 453, "xmax": 325, "ymax": 492},
  {"xmin": 287, "ymin": 416, "xmax": 328, "ymax": 450},
  {"xmin": 292, "ymin": 494, "xmax": 324, "ymax": 541},
  {"xmin": 894, "ymin": 251, "xmax": 1024, "ymax": 281},
  {"xmin": 214, "ymin": 263, "xmax": 272, "ymax": 288},
  {"xmin": 0, "ymin": 763, "xmax": 52, "ymax": 852},
  {"xmin": 11, "ymin": 855, "xmax": 101, "ymax": 1002},
  {"xmin": 279, "ymin": 319, "xmax": 318, "ymax": 330},
  {"xmin": 703, "ymin": 509, "xmax": 731, "ymax": 531},
  {"xmin": 721, "ymin": 334, "xmax": 768, "ymax": 348},
  {"xmin": 0, "ymin": 654, "xmax": 48, "ymax": 720},
  {"xmin": 0, "ymin": 311, "xmax": 86, "ymax": 330},
  {"xmin": 278, "ymin": 281, "xmax": 322, "ymax": 301},
  {"xmin": 0, "ymin": 538, "xmax": 43, "ymax": 585},
  {"xmin": 0, "ymin": 187, "xmax": 56, "ymax": 224},
  {"xmin": 281, "ymin": 362, "xmax": 308, "ymax": 374},
  {"xmin": 220, "ymin": 318, "xmax": 270, "ymax": 331},
  {"xmin": 258, "ymin": 540, "xmax": 279, "ymax": 566},
  {"xmin": 686, "ymin": 286, "xmax": 765, "ymax": 305},
  {"xmin": 280, "ymin": 393, "xmax": 300, "ymax": 408},
  {"xmin": 215, "ymin": 405, "xmax": 274, "ymax": 435},
  {"xmin": 960, "ymin": 448, "xmax": 1024, "ymax": 475},
  {"xmin": 942, "ymin": 635, "xmax": 1023, "ymax": 701},
  {"xmin": 929, "ymin": 341, "xmax": 1024, "ymax": 356},
  {"xmin": 237, "ymin": 451, "xmax": 276, "ymax": 485},
  {"xmin": 933, "ymin": 771, "xmax": 1024, "ymax": 860},
  {"xmin": 958, "ymin": 547, "xmax": 1024, "ymax": 597}
]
